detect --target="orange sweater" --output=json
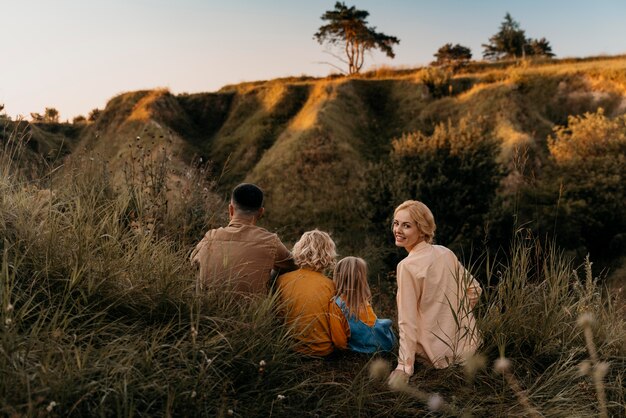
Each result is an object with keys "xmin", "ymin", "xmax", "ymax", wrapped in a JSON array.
[{"xmin": 276, "ymin": 269, "xmax": 348, "ymax": 356}]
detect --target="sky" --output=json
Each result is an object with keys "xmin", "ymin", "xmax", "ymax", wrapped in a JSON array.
[{"xmin": 2, "ymin": 0, "xmax": 626, "ymax": 121}]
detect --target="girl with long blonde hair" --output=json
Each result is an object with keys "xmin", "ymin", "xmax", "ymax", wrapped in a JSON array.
[{"xmin": 330, "ymin": 257, "xmax": 396, "ymax": 354}]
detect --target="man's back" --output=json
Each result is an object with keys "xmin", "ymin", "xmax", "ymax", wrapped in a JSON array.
[{"xmin": 191, "ymin": 218, "xmax": 294, "ymax": 294}]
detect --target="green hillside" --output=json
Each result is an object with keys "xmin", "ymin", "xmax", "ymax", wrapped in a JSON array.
[{"xmin": 28, "ymin": 55, "xmax": 625, "ymax": 276}]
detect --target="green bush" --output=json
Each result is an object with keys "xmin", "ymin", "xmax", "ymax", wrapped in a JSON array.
[
  {"xmin": 510, "ymin": 109, "xmax": 626, "ymax": 266},
  {"xmin": 365, "ymin": 117, "xmax": 504, "ymax": 257},
  {"xmin": 418, "ymin": 67, "xmax": 453, "ymax": 98}
]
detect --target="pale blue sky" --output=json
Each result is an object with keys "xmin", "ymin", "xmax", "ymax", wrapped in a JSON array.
[{"xmin": 2, "ymin": 0, "xmax": 625, "ymax": 120}]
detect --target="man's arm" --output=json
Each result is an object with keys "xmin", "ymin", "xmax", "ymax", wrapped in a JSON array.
[{"xmin": 273, "ymin": 238, "xmax": 297, "ymax": 273}]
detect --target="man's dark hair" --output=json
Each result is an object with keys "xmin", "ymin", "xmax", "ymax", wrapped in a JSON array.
[{"xmin": 232, "ymin": 183, "xmax": 264, "ymax": 213}]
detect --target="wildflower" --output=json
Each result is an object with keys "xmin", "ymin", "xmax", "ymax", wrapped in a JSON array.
[
  {"xmin": 5, "ymin": 304, "xmax": 13, "ymax": 312},
  {"xmin": 277, "ymin": 394, "xmax": 286, "ymax": 401},
  {"xmin": 577, "ymin": 312, "xmax": 594, "ymax": 328},
  {"xmin": 4, "ymin": 318, "xmax": 12, "ymax": 326},
  {"xmin": 259, "ymin": 360, "xmax": 266, "ymax": 367},
  {"xmin": 427, "ymin": 394, "xmax": 444, "ymax": 412},
  {"xmin": 46, "ymin": 401, "xmax": 57, "ymax": 412},
  {"xmin": 494, "ymin": 357, "xmax": 511, "ymax": 373},
  {"xmin": 227, "ymin": 409, "xmax": 234, "ymax": 416},
  {"xmin": 368, "ymin": 358, "xmax": 391, "ymax": 381}
]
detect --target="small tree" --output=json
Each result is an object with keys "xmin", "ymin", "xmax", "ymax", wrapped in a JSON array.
[
  {"xmin": 526, "ymin": 37, "xmax": 555, "ymax": 58},
  {"xmin": 88, "ymin": 108, "xmax": 101, "ymax": 122},
  {"xmin": 483, "ymin": 13, "xmax": 554, "ymax": 61},
  {"xmin": 433, "ymin": 43, "xmax": 472, "ymax": 69},
  {"xmin": 314, "ymin": 2, "xmax": 400, "ymax": 75},
  {"xmin": 44, "ymin": 107, "xmax": 60, "ymax": 123},
  {"xmin": 482, "ymin": 13, "xmax": 527, "ymax": 60},
  {"xmin": 73, "ymin": 115, "xmax": 87, "ymax": 124}
]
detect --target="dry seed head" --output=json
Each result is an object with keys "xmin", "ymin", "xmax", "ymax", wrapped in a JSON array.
[
  {"xmin": 593, "ymin": 362, "xmax": 609, "ymax": 380},
  {"xmin": 6, "ymin": 304, "xmax": 14, "ymax": 312},
  {"xmin": 494, "ymin": 357, "xmax": 511, "ymax": 374},
  {"xmin": 368, "ymin": 359, "xmax": 391, "ymax": 381},
  {"xmin": 46, "ymin": 401, "xmax": 57, "ymax": 412},
  {"xmin": 577, "ymin": 312, "xmax": 594, "ymax": 328},
  {"xmin": 427, "ymin": 394, "xmax": 444, "ymax": 412},
  {"xmin": 463, "ymin": 353, "xmax": 487, "ymax": 379},
  {"xmin": 277, "ymin": 394, "xmax": 286, "ymax": 401},
  {"xmin": 578, "ymin": 360, "xmax": 592, "ymax": 376},
  {"xmin": 259, "ymin": 360, "xmax": 266, "ymax": 367}
]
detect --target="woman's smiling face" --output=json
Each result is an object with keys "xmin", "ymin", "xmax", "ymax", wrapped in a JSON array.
[{"xmin": 392, "ymin": 208, "xmax": 423, "ymax": 252}]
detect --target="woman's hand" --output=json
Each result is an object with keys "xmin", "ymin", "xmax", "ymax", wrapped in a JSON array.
[{"xmin": 387, "ymin": 369, "xmax": 410, "ymax": 389}]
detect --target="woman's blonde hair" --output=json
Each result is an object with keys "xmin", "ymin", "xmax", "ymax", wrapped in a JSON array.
[
  {"xmin": 393, "ymin": 200, "xmax": 436, "ymax": 244},
  {"xmin": 333, "ymin": 256, "xmax": 371, "ymax": 318},
  {"xmin": 292, "ymin": 229, "xmax": 337, "ymax": 272}
]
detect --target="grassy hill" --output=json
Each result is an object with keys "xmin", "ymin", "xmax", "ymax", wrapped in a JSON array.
[
  {"xmin": 6, "ymin": 55, "xmax": 624, "ymax": 273},
  {"xmin": 1, "ymin": 55, "xmax": 625, "ymax": 417},
  {"xmin": 60, "ymin": 55, "xmax": 626, "ymax": 274}
]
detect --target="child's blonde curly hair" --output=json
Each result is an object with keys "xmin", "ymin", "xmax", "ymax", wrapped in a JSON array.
[{"xmin": 292, "ymin": 229, "xmax": 337, "ymax": 272}]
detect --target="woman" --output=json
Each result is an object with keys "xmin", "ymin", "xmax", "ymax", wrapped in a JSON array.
[
  {"xmin": 389, "ymin": 200, "xmax": 482, "ymax": 384},
  {"xmin": 276, "ymin": 229, "xmax": 347, "ymax": 356}
]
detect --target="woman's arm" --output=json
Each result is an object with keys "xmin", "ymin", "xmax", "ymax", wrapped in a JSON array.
[
  {"xmin": 396, "ymin": 262, "xmax": 422, "ymax": 376},
  {"xmin": 459, "ymin": 262, "xmax": 482, "ymax": 309}
]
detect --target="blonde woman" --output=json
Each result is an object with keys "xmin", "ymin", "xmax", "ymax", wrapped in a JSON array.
[
  {"xmin": 389, "ymin": 200, "xmax": 482, "ymax": 385},
  {"xmin": 276, "ymin": 230, "xmax": 347, "ymax": 356},
  {"xmin": 330, "ymin": 256, "xmax": 396, "ymax": 353}
]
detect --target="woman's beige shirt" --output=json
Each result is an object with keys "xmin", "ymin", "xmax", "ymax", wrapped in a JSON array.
[{"xmin": 396, "ymin": 241, "xmax": 481, "ymax": 375}]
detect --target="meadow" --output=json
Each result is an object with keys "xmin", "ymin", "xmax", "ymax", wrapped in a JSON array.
[{"xmin": 1, "ymin": 121, "xmax": 624, "ymax": 417}]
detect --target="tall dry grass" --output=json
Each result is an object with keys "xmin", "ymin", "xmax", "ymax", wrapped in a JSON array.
[{"xmin": 1, "ymin": 123, "xmax": 624, "ymax": 417}]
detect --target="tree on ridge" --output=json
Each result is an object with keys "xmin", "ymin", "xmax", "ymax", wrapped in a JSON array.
[
  {"xmin": 482, "ymin": 13, "xmax": 555, "ymax": 60},
  {"xmin": 432, "ymin": 43, "xmax": 472, "ymax": 70},
  {"xmin": 314, "ymin": 2, "xmax": 400, "ymax": 75}
]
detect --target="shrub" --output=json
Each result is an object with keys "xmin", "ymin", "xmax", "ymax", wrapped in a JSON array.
[
  {"xmin": 417, "ymin": 67, "xmax": 453, "ymax": 98},
  {"xmin": 365, "ymin": 117, "xmax": 504, "ymax": 256},
  {"xmin": 512, "ymin": 109, "xmax": 626, "ymax": 266}
]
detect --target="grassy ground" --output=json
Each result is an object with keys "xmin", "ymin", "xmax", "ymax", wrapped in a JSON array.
[{"xmin": 1, "ymin": 126, "xmax": 625, "ymax": 417}]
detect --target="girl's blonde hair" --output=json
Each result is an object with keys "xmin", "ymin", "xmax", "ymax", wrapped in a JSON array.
[
  {"xmin": 393, "ymin": 200, "xmax": 436, "ymax": 244},
  {"xmin": 333, "ymin": 256, "xmax": 372, "ymax": 318},
  {"xmin": 292, "ymin": 229, "xmax": 337, "ymax": 272}
]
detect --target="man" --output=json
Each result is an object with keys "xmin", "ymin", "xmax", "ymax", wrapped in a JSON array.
[{"xmin": 190, "ymin": 183, "xmax": 296, "ymax": 294}]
